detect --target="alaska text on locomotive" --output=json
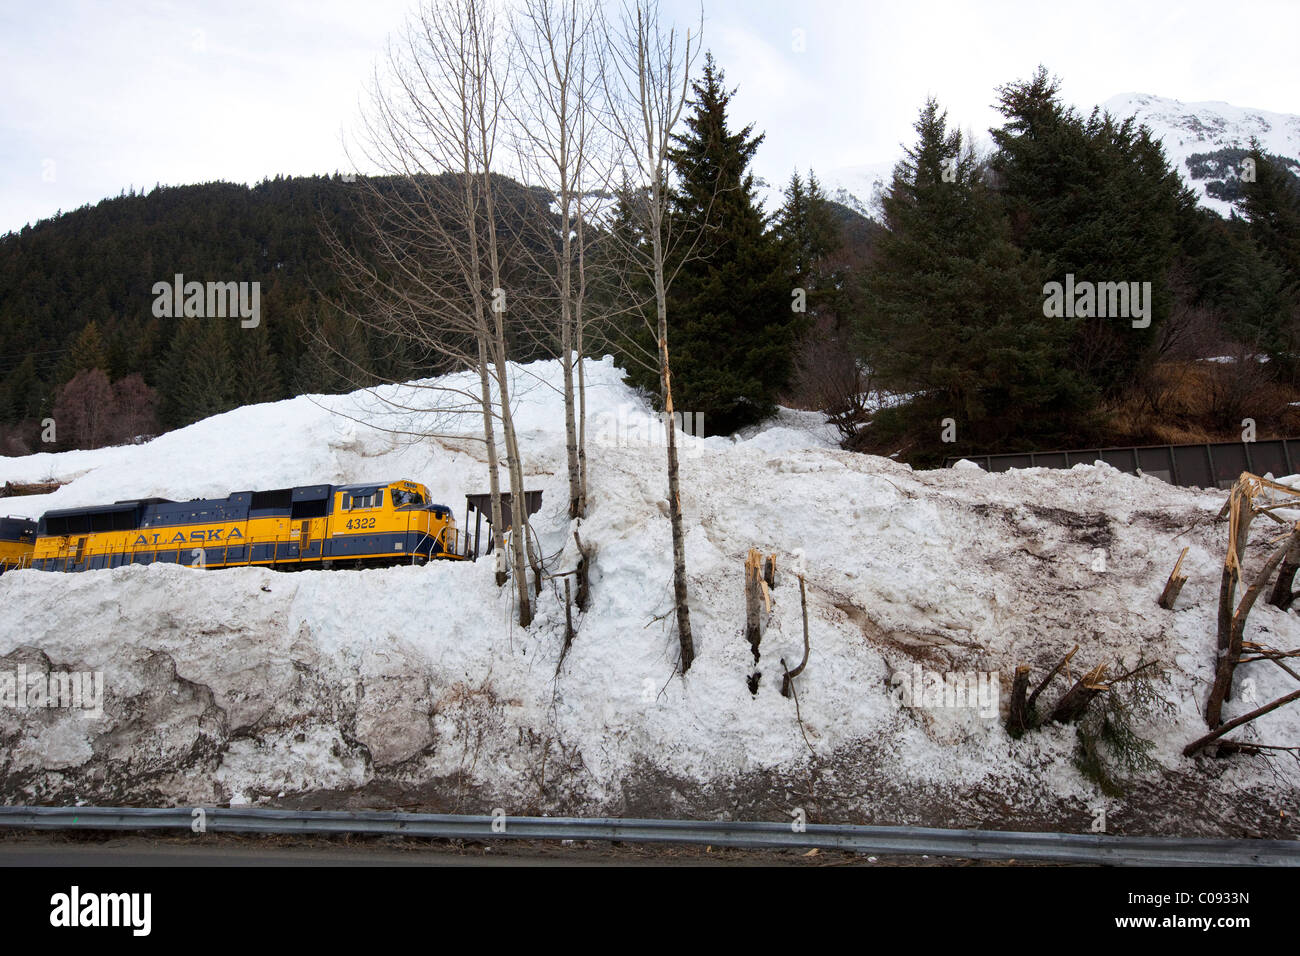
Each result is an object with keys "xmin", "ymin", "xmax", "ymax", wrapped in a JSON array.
[
  {"xmin": 151, "ymin": 273, "xmax": 261, "ymax": 328},
  {"xmin": 1, "ymin": 665, "xmax": 104, "ymax": 718}
]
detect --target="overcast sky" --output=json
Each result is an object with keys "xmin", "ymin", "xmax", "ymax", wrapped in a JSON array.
[{"xmin": 2, "ymin": 0, "xmax": 1297, "ymax": 235}]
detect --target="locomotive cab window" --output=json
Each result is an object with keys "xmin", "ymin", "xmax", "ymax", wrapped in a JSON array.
[{"xmin": 347, "ymin": 490, "xmax": 383, "ymax": 510}]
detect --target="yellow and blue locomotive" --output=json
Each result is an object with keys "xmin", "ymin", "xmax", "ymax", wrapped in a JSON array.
[
  {"xmin": 30, "ymin": 479, "xmax": 465, "ymax": 572},
  {"xmin": 0, "ymin": 516, "xmax": 37, "ymax": 573}
]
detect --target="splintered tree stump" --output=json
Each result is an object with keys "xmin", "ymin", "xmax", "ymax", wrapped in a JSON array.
[
  {"xmin": 1159, "ymin": 546, "xmax": 1190, "ymax": 610},
  {"xmin": 1206, "ymin": 529, "xmax": 1296, "ymax": 727},
  {"xmin": 1007, "ymin": 664, "xmax": 1031, "ymax": 735},
  {"xmin": 745, "ymin": 549, "xmax": 763, "ymax": 662},
  {"xmin": 1217, "ymin": 482, "xmax": 1254, "ymax": 653},
  {"xmin": 573, "ymin": 530, "xmax": 591, "ymax": 612},
  {"xmin": 1048, "ymin": 664, "xmax": 1110, "ymax": 724}
]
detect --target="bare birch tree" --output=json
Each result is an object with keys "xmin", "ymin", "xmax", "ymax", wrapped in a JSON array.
[
  {"xmin": 600, "ymin": 0, "xmax": 701, "ymax": 672},
  {"xmin": 329, "ymin": 0, "xmax": 534, "ymax": 625},
  {"xmin": 505, "ymin": 0, "xmax": 611, "ymax": 521}
]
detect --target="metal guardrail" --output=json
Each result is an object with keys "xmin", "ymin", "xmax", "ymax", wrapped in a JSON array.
[
  {"xmin": 945, "ymin": 438, "xmax": 1300, "ymax": 490},
  {"xmin": 1, "ymin": 806, "xmax": 1295, "ymax": 866}
]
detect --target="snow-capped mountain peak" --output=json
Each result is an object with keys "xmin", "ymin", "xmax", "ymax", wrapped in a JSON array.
[
  {"xmin": 754, "ymin": 163, "xmax": 894, "ymax": 222},
  {"xmin": 762, "ymin": 94, "xmax": 1299, "ymax": 225},
  {"xmin": 1102, "ymin": 93, "xmax": 1300, "ymax": 218}
]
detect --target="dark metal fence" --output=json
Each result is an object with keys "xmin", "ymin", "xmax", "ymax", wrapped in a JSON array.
[{"xmin": 945, "ymin": 438, "xmax": 1300, "ymax": 490}]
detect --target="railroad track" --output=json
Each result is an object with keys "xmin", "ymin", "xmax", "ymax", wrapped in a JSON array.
[{"xmin": 1, "ymin": 806, "xmax": 1296, "ymax": 865}]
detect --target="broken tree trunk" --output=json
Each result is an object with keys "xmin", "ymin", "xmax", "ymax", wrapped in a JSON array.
[
  {"xmin": 1218, "ymin": 480, "xmax": 1254, "ymax": 654},
  {"xmin": 1159, "ymin": 546, "xmax": 1190, "ymax": 610},
  {"xmin": 1007, "ymin": 664, "xmax": 1032, "ymax": 735},
  {"xmin": 781, "ymin": 575, "xmax": 811, "ymax": 699},
  {"xmin": 745, "ymin": 549, "xmax": 763, "ymax": 662},
  {"xmin": 573, "ymin": 530, "xmax": 591, "ymax": 613},
  {"xmin": 1048, "ymin": 663, "xmax": 1110, "ymax": 724},
  {"xmin": 1206, "ymin": 528, "xmax": 1297, "ymax": 727}
]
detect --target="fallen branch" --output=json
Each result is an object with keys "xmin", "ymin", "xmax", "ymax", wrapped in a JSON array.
[
  {"xmin": 785, "ymin": 663, "xmax": 816, "ymax": 757},
  {"xmin": 781, "ymin": 575, "xmax": 811, "ymax": 699},
  {"xmin": 1216, "ymin": 742, "xmax": 1300, "ymax": 753},
  {"xmin": 1264, "ymin": 656, "xmax": 1300, "ymax": 686},
  {"xmin": 1183, "ymin": 687, "xmax": 1300, "ymax": 756},
  {"xmin": 555, "ymin": 578, "xmax": 574, "ymax": 676}
]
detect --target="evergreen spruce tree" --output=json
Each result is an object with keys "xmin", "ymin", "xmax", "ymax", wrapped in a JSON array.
[
  {"xmin": 600, "ymin": 176, "xmax": 653, "ymax": 341},
  {"xmin": 233, "ymin": 323, "xmax": 283, "ymax": 404},
  {"xmin": 161, "ymin": 318, "xmax": 237, "ymax": 426},
  {"xmin": 990, "ymin": 66, "xmax": 1197, "ymax": 398},
  {"xmin": 621, "ymin": 54, "xmax": 797, "ymax": 435},
  {"xmin": 1225, "ymin": 145, "xmax": 1300, "ymax": 374},
  {"xmin": 1239, "ymin": 140, "xmax": 1300, "ymax": 282},
  {"xmin": 61, "ymin": 320, "xmax": 109, "ymax": 381},
  {"xmin": 3, "ymin": 354, "xmax": 41, "ymax": 422},
  {"xmin": 859, "ymin": 98, "xmax": 1087, "ymax": 459},
  {"xmin": 775, "ymin": 171, "xmax": 843, "ymax": 315}
]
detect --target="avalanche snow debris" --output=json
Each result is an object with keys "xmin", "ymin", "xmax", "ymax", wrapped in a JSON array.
[{"xmin": 1, "ymin": 356, "xmax": 1297, "ymax": 831}]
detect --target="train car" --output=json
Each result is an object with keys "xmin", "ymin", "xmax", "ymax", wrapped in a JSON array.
[
  {"xmin": 0, "ymin": 516, "xmax": 37, "ymax": 573},
  {"xmin": 31, "ymin": 479, "xmax": 466, "ymax": 573}
]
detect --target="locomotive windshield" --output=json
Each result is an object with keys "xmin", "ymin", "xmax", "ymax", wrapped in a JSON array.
[{"xmin": 391, "ymin": 488, "xmax": 426, "ymax": 507}]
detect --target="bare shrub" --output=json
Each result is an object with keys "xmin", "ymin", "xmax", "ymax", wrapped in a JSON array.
[
  {"xmin": 436, "ymin": 678, "xmax": 510, "ymax": 808},
  {"xmin": 51, "ymin": 368, "xmax": 115, "ymax": 449},
  {"xmin": 790, "ymin": 316, "xmax": 873, "ymax": 444}
]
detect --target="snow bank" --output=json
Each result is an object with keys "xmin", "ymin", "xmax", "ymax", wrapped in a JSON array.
[{"xmin": 2, "ymin": 357, "xmax": 1297, "ymax": 833}]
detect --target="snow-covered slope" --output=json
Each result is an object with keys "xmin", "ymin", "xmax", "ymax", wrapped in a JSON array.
[
  {"xmin": 1, "ymin": 359, "xmax": 1297, "ymax": 833},
  {"xmin": 1104, "ymin": 93, "xmax": 1300, "ymax": 218}
]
